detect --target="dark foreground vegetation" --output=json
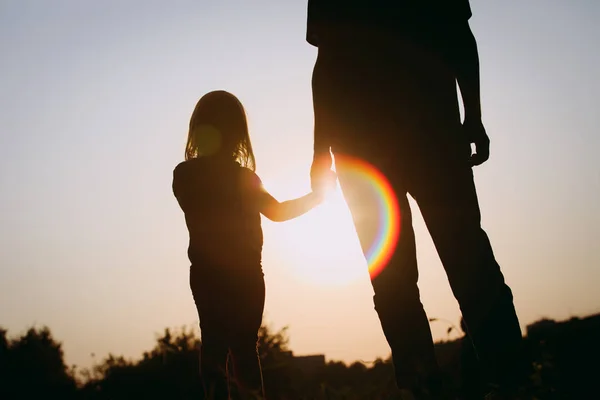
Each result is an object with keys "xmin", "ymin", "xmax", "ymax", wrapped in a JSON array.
[{"xmin": 1, "ymin": 314, "xmax": 599, "ymax": 399}]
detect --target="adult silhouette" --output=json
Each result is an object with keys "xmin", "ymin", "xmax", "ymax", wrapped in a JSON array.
[{"xmin": 307, "ymin": 1, "xmax": 527, "ymax": 398}]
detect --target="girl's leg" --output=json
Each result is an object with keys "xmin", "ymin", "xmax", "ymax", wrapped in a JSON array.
[
  {"xmin": 199, "ymin": 338, "xmax": 230, "ymax": 400},
  {"xmin": 190, "ymin": 266, "xmax": 230, "ymax": 400},
  {"xmin": 227, "ymin": 270, "xmax": 266, "ymax": 399}
]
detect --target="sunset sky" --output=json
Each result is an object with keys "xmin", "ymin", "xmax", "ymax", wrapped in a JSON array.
[{"xmin": 1, "ymin": 0, "xmax": 599, "ymax": 370}]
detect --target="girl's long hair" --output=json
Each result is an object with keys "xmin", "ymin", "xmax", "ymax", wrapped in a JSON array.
[{"xmin": 185, "ymin": 90, "xmax": 256, "ymax": 171}]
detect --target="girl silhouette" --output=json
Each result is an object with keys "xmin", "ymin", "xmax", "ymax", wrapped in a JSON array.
[{"xmin": 173, "ymin": 90, "xmax": 333, "ymax": 399}]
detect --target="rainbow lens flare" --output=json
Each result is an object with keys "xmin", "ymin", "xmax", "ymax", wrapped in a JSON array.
[{"xmin": 335, "ymin": 155, "xmax": 402, "ymax": 279}]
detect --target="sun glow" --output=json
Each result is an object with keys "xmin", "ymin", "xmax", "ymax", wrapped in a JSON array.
[
  {"xmin": 266, "ymin": 185, "xmax": 368, "ymax": 287},
  {"xmin": 263, "ymin": 156, "xmax": 401, "ymax": 287}
]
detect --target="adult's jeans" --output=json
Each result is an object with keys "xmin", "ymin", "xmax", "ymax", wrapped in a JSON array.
[{"xmin": 311, "ymin": 36, "xmax": 526, "ymax": 394}]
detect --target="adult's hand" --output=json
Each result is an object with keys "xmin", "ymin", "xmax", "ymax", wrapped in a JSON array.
[{"xmin": 464, "ymin": 117, "xmax": 490, "ymax": 167}]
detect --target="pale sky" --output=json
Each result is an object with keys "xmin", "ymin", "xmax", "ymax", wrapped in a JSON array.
[{"xmin": 1, "ymin": 0, "xmax": 599, "ymax": 370}]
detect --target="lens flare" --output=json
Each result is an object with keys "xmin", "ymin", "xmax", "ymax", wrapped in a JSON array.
[{"xmin": 335, "ymin": 155, "xmax": 401, "ymax": 279}]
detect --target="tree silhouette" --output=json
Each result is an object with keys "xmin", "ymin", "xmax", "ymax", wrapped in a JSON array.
[{"xmin": 0, "ymin": 326, "xmax": 78, "ymax": 400}]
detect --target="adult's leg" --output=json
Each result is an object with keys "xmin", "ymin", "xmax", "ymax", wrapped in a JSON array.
[
  {"xmin": 407, "ymin": 137, "xmax": 527, "ymax": 394},
  {"xmin": 336, "ymin": 165, "xmax": 440, "ymax": 391},
  {"xmin": 459, "ymin": 318, "xmax": 486, "ymax": 400},
  {"xmin": 190, "ymin": 265, "xmax": 230, "ymax": 400}
]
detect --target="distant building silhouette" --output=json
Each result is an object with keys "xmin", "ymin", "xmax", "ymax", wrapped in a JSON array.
[{"xmin": 282, "ymin": 351, "xmax": 326, "ymax": 375}]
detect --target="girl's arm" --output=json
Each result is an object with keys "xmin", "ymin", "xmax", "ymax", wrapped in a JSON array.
[
  {"xmin": 259, "ymin": 190, "xmax": 324, "ymax": 222},
  {"xmin": 244, "ymin": 168, "xmax": 335, "ymax": 222}
]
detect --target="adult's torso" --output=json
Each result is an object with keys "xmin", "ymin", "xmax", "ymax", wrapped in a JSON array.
[
  {"xmin": 307, "ymin": 0, "xmax": 473, "ymax": 89},
  {"xmin": 307, "ymin": 0, "xmax": 472, "ymax": 49},
  {"xmin": 308, "ymin": 0, "xmax": 471, "ymax": 161}
]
